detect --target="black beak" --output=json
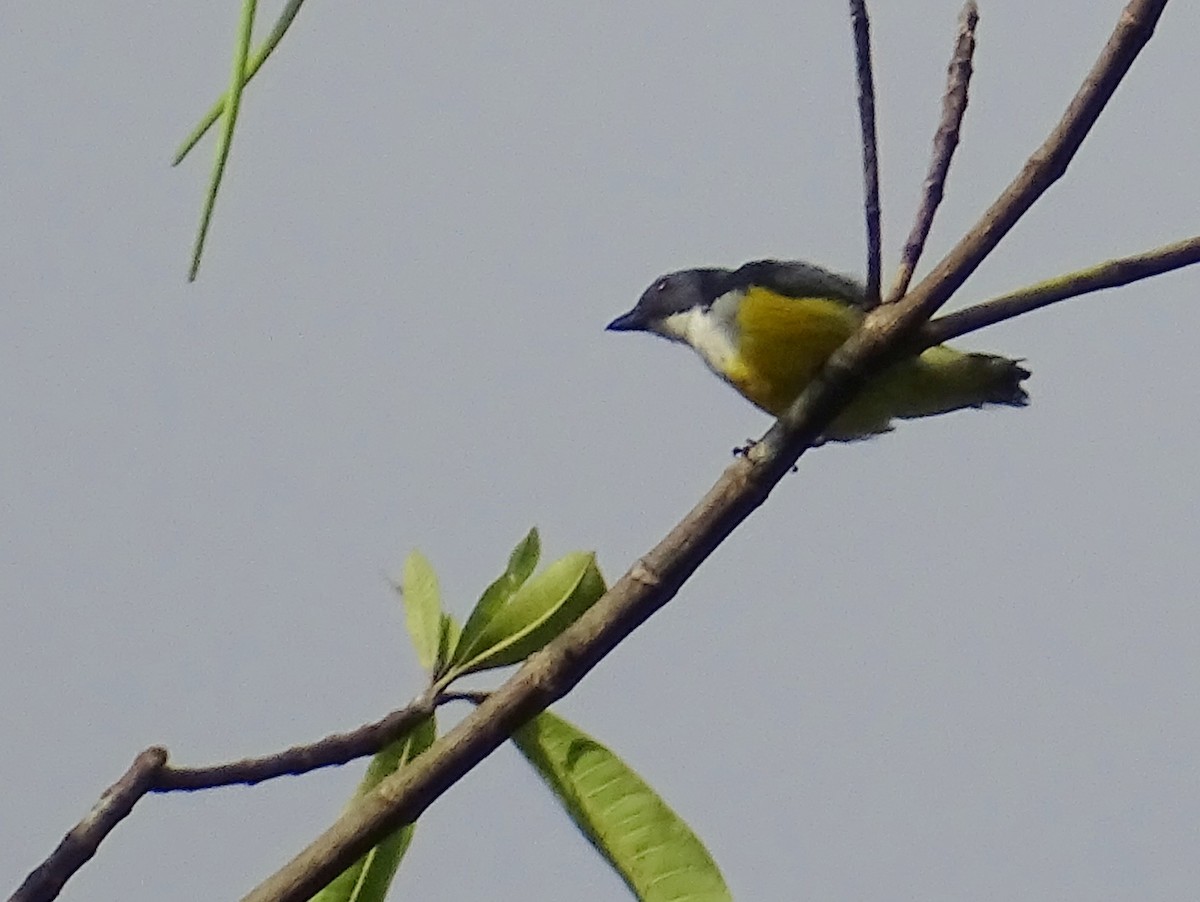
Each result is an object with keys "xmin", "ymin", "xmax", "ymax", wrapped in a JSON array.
[{"xmin": 605, "ymin": 309, "xmax": 644, "ymax": 332}]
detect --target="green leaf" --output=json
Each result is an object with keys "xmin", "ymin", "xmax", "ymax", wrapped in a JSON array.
[
  {"xmin": 513, "ymin": 711, "xmax": 730, "ymax": 902},
  {"xmin": 399, "ymin": 551, "xmax": 443, "ymax": 672},
  {"xmin": 504, "ymin": 526, "xmax": 541, "ymax": 586},
  {"xmin": 447, "ymin": 552, "xmax": 604, "ymax": 678},
  {"xmin": 435, "ymin": 612, "xmax": 461, "ymax": 677},
  {"xmin": 187, "ymin": 0, "xmax": 259, "ymax": 281},
  {"xmin": 453, "ymin": 527, "xmax": 541, "ymax": 666},
  {"xmin": 311, "ymin": 715, "xmax": 437, "ymax": 902},
  {"xmin": 173, "ymin": 0, "xmax": 308, "ymax": 165}
]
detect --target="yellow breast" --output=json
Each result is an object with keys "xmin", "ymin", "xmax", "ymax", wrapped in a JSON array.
[{"xmin": 725, "ymin": 286, "xmax": 862, "ymax": 416}]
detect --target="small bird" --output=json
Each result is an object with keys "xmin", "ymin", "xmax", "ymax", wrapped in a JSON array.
[{"xmin": 607, "ymin": 259, "xmax": 1029, "ymax": 442}]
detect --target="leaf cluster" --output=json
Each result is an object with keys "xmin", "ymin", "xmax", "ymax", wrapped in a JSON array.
[{"xmin": 312, "ymin": 529, "xmax": 730, "ymax": 902}]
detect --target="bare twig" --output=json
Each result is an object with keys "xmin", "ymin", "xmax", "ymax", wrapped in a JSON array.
[
  {"xmin": 10, "ymin": 749, "xmax": 168, "ymax": 902},
  {"xmin": 240, "ymin": 6, "xmax": 1172, "ymax": 900},
  {"xmin": 11, "ymin": 696, "xmax": 438, "ymax": 902},
  {"xmin": 850, "ymin": 0, "xmax": 883, "ymax": 308},
  {"xmin": 437, "ymin": 689, "xmax": 490, "ymax": 706},
  {"xmin": 887, "ymin": 1, "xmax": 980, "ymax": 304},
  {"xmin": 896, "ymin": 0, "xmax": 1164, "ymax": 327},
  {"xmin": 921, "ymin": 235, "xmax": 1200, "ymax": 347},
  {"xmin": 154, "ymin": 693, "xmax": 437, "ymax": 790}
]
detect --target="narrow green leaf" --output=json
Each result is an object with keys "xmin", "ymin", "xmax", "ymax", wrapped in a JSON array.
[
  {"xmin": 187, "ymin": 0, "xmax": 258, "ymax": 281},
  {"xmin": 435, "ymin": 612, "xmax": 461, "ymax": 677},
  {"xmin": 173, "ymin": 0, "xmax": 308, "ymax": 165},
  {"xmin": 399, "ymin": 551, "xmax": 443, "ymax": 672},
  {"xmin": 311, "ymin": 715, "xmax": 437, "ymax": 902},
  {"xmin": 448, "ymin": 553, "xmax": 605, "ymax": 678},
  {"xmin": 453, "ymin": 527, "xmax": 541, "ymax": 667},
  {"xmin": 505, "ymin": 526, "xmax": 541, "ymax": 586},
  {"xmin": 513, "ymin": 711, "xmax": 730, "ymax": 902}
]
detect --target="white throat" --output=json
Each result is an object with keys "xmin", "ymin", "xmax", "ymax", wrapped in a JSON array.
[{"xmin": 653, "ymin": 289, "xmax": 743, "ymax": 376}]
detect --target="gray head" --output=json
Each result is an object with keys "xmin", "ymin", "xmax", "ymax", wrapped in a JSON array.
[
  {"xmin": 608, "ymin": 260, "xmax": 867, "ymax": 337},
  {"xmin": 606, "ymin": 268, "xmax": 732, "ymax": 334}
]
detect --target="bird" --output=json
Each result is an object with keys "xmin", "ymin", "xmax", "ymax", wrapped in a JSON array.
[{"xmin": 606, "ymin": 259, "xmax": 1029, "ymax": 442}]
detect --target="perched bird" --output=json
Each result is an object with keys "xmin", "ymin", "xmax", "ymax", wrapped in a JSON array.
[{"xmin": 607, "ymin": 259, "xmax": 1029, "ymax": 442}]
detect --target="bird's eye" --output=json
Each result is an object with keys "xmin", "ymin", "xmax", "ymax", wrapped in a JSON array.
[{"xmin": 655, "ymin": 279, "xmax": 669, "ymax": 293}]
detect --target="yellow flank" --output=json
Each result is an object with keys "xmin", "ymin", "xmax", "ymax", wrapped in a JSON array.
[{"xmin": 725, "ymin": 286, "xmax": 1017, "ymax": 439}]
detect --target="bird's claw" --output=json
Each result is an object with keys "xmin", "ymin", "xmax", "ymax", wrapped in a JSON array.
[
  {"xmin": 732, "ymin": 438, "xmax": 759, "ymax": 458},
  {"xmin": 733, "ymin": 437, "xmax": 799, "ymax": 473}
]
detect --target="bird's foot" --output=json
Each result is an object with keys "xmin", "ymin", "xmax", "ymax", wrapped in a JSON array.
[
  {"xmin": 732, "ymin": 438, "xmax": 759, "ymax": 458},
  {"xmin": 733, "ymin": 437, "xmax": 800, "ymax": 473}
]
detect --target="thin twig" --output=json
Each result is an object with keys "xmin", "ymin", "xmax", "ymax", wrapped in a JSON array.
[
  {"xmin": 154, "ymin": 693, "xmax": 437, "ymax": 790},
  {"xmin": 437, "ymin": 689, "xmax": 490, "ymax": 706},
  {"xmin": 850, "ymin": 0, "xmax": 883, "ymax": 308},
  {"xmin": 887, "ymin": 1, "xmax": 979, "ymax": 304},
  {"xmin": 921, "ymin": 235, "xmax": 1200, "ymax": 347},
  {"xmin": 238, "ymin": 8, "xmax": 1171, "ymax": 900},
  {"xmin": 895, "ymin": 0, "xmax": 1164, "ymax": 327},
  {"xmin": 10, "ymin": 749, "xmax": 168, "ymax": 902},
  {"xmin": 11, "ymin": 696, "xmax": 439, "ymax": 902}
]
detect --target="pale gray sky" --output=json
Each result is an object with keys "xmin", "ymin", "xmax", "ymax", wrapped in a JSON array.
[{"xmin": 3, "ymin": 2, "xmax": 1199, "ymax": 900}]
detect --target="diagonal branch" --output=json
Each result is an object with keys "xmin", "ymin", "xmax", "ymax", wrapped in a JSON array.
[
  {"xmin": 10, "ymin": 749, "xmax": 168, "ymax": 902},
  {"xmin": 887, "ymin": 1, "xmax": 979, "ymax": 304},
  {"xmin": 240, "ymin": 4, "xmax": 1171, "ymax": 901},
  {"xmin": 896, "ymin": 0, "xmax": 1164, "ymax": 327},
  {"xmin": 850, "ymin": 0, "xmax": 883, "ymax": 308},
  {"xmin": 921, "ymin": 235, "xmax": 1200, "ymax": 348}
]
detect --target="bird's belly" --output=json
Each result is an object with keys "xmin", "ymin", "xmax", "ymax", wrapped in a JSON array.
[{"xmin": 722, "ymin": 356, "xmax": 817, "ymax": 416}]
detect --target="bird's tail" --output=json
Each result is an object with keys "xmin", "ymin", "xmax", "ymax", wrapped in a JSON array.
[
  {"xmin": 820, "ymin": 344, "xmax": 1030, "ymax": 442},
  {"xmin": 892, "ymin": 345, "xmax": 1030, "ymax": 419}
]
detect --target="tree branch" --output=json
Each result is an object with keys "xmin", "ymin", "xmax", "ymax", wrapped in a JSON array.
[
  {"xmin": 921, "ymin": 234, "xmax": 1200, "ymax": 348},
  {"xmin": 887, "ymin": 1, "xmax": 979, "ymax": 304},
  {"xmin": 240, "ymin": 4, "xmax": 1171, "ymax": 900},
  {"xmin": 850, "ymin": 0, "xmax": 883, "ymax": 308},
  {"xmin": 153, "ymin": 694, "xmax": 437, "ymax": 790},
  {"xmin": 10, "ymin": 749, "xmax": 168, "ymax": 902},
  {"xmin": 11, "ymin": 695, "xmax": 438, "ymax": 902},
  {"xmin": 894, "ymin": 0, "xmax": 1164, "ymax": 327},
  {"xmin": 437, "ymin": 689, "xmax": 490, "ymax": 706}
]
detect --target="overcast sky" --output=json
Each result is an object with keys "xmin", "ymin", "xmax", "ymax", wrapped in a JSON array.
[{"xmin": 4, "ymin": 2, "xmax": 1199, "ymax": 900}]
